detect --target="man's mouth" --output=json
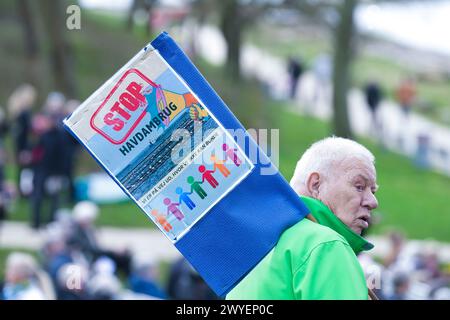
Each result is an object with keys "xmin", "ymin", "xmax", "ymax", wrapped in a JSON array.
[{"xmin": 356, "ymin": 215, "xmax": 371, "ymax": 229}]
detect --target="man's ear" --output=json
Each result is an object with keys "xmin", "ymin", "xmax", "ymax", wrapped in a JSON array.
[{"xmin": 306, "ymin": 172, "xmax": 321, "ymax": 198}]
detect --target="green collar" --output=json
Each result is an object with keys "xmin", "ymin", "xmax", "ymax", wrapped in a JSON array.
[{"xmin": 300, "ymin": 196, "xmax": 374, "ymax": 254}]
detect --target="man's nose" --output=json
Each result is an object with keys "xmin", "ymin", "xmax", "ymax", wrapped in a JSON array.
[{"xmin": 363, "ymin": 191, "xmax": 378, "ymax": 210}]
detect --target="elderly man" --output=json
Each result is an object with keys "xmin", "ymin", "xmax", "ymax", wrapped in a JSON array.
[{"xmin": 227, "ymin": 137, "xmax": 378, "ymax": 299}]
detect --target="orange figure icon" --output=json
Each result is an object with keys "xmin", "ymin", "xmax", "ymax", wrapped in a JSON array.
[
  {"xmin": 151, "ymin": 209, "xmax": 174, "ymax": 236},
  {"xmin": 210, "ymin": 155, "xmax": 230, "ymax": 178}
]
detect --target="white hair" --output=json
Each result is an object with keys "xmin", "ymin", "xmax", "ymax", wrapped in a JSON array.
[
  {"xmin": 73, "ymin": 201, "xmax": 99, "ymax": 223},
  {"xmin": 6, "ymin": 252, "xmax": 38, "ymax": 278},
  {"xmin": 290, "ymin": 137, "xmax": 375, "ymax": 192},
  {"xmin": 8, "ymin": 84, "xmax": 36, "ymax": 117}
]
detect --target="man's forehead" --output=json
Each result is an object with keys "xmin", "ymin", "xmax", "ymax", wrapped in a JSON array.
[{"xmin": 337, "ymin": 157, "xmax": 376, "ymax": 179}]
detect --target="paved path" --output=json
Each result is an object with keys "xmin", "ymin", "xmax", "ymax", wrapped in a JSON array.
[
  {"xmin": 1, "ymin": 221, "xmax": 450, "ymax": 263},
  {"xmin": 0, "ymin": 221, "xmax": 181, "ymax": 263}
]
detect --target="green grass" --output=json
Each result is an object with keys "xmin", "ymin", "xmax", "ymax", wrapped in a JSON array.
[
  {"xmin": 6, "ymin": 42, "xmax": 450, "ymax": 241},
  {"xmin": 269, "ymin": 104, "xmax": 450, "ymax": 241},
  {"xmin": 195, "ymin": 60, "xmax": 450, "ymax": 242},
  {"xmin": 8, "ymin": 197, "xmax": 153, "ymax": 229}
]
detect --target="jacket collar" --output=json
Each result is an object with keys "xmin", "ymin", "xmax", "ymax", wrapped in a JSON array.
[{"xmin": 300, "ymin": 196, "xmax": 374, "ymax": 254}]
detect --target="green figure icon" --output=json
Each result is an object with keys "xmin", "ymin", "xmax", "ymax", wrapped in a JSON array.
[{"xmin": 187, "ymin": 176, "xmax": 207, "ymax": 199}]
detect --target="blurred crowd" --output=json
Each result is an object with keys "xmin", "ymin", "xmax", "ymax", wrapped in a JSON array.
[
  {"xmin": 286, "ymin": 54, "xmax": 441, "ymax": 171},
  {"xmin": 0, "ymin": 84, "xmax": 80, "ymax": 230},
  {"xmin": 0, "ymin": 83, "xmax": 448, "ymax": 300},
  {"xmin": 360, "ymin": 232, "xmax": 450, "ymax": 300},
  {"xmin": 0, "ymin": 201, "xmax": 218, "ymax": 300},
  {"xmin": 0, "ymin": 83, "xmax": 219, "ymax": 300}
]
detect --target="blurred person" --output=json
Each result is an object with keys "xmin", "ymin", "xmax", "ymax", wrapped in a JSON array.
[
  {"xmin": 43, "ymin": 92, "xmax": 66, "ymax": 117},
  {"xmin": 67, "ymin": 201, "xmax": 132, "ymax": 276},
  {"xmin": 358, "ymin": 252, "xmax": 385, "ymax": 299},
  {"xmin": 86, "ymin": 274, "xmax": 122, "ymax": 300},
  {"xmin": 0, "ymin": 107, "xmax": 13, "ymax": 225},
  {"xmin": 394, "ymin": 78, "xmax": 415, "ymax": 151},
  {"xmin": 414, "ymin": 133, "xmax": 431, "ymax": 169},
  {"xmin": 414, "ymin": 251, "xmax": 449, "ymax": 299},
  {"xmin": 56, "ymin": 263, "xmax": 89, "ymax": 300},
  {"xmin": 387, "ymin": 272, "xmax": 410, "ymax": 300},
  {"xmin": 364, "ymin": 81, "xmax": 383, "ymax": 139},
  {"xmin": 422, "ymin": 253, "xmax": 442, "ymax": 280},
  {"xmin": 41, "ymin": 223, "xmax": 72, "ymax": 274},
  {"xmin": 167, "ymin": 258, "xmax": 218, "ymax": 300},
  {"xmin": 2, "ymin": 252, "xmax": 54, "ymax": 300},
  {"xmin": 312, "ymin": 53, "xmax": 332, "ymax": 104},
  {"xmin": 383, "ymin": 232, "xmax": 405, "ymax": 268},
  {"xmin": 61, "ymin": 100, "xmax": 81, "ymax": 204},
  {"xmin": 40, "ymin": 223, "xmax": 82, "ymax": 299},
  {"xmin": 30, "ymin": 113, "xmax": 67, "ymax": 229},
  {"xmin": 395, "ymin": 77, "xmax": 417, "ymax": 116},
  {"xmin": 7, "ymin": 84, "xmax": 36, "ymax": 195},
  {"xmin": 431, "ymin": 287, "xmax": 450, "ymax": 300},
  {"xmin": 287, "ymin": 56, "xmax": 304, "ymax": 99},
  {"xmin": 228, "ymin": 137, "xmax": 379, "ymax": 300},
  {"xmin": 87, "ymin": 256, "xmax": 122, "ymax": 300},
  {"xmin": 128, "ymin": 257, "xmax": 167, "ymax": 299}
]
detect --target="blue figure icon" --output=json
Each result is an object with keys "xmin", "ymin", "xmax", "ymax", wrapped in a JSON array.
[{"xmin": 176, "ymin": 187, "xmax": 196, "ymax": 210}]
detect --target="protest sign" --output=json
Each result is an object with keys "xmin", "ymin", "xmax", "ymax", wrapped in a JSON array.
[{"xmin": 64, "ymin": 32, "xmax": 309, "ymax": 296}]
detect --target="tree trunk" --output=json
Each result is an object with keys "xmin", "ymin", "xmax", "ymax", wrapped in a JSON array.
[
  {"xmin": 144, "ymin": 1, "xmax": 154, "ymax": 37},
  {"xmin": 332, "ymin": 0, "xmax": 355, "ymax": 138},
  {"xmin": 40, "ymin": 0, "xmax": 77, "ymax": 98},
  {"xmin": 220, "ymin": 0, "xmax": 242, "ymax": 80},
  {"xmin": 17, "ymin": 0, "xmax": 40, "ymax": 87},
  {"xmin": 127, "ymin": 0, "xmax": 137, "ymax": 31}
]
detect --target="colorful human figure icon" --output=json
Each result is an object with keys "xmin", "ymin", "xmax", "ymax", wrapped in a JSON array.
[
  {"xmin": 151, "ymin": 209, "xmax": 174, "ymax": 236},
  {"xmin": 176, "ymin": 187, "xmax": 196, "ymax": 210},
  {"xmin": 163, "ymin": 198, "xmax": 187, "ymax": 227},
  {"xmin": 210, "ymin": 155, "xmax": 230, "ymax": 178},
  {"xmin": 199, "ymin": 165, "xmax": 218, "ymax": 188},
  {"xmin": 187, "ymin": 176, "xmax": 207, "ymax": 199},
  {"xmin": 222, "ymin": 143, "xmax": 241, "ymax": 166}
]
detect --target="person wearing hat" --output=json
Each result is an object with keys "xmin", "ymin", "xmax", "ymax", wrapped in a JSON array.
[{"xmin": 67, "ymin": 201, "xmax": 132, "ymax": 276}]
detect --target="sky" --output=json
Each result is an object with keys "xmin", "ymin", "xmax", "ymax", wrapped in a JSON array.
[{"xmin": 356, "ymin": 1, "xmax": 450, "ymax": 56}]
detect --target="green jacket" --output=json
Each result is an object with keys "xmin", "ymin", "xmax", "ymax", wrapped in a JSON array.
[{"xmin": 226, "ymin": 196, "xmax": 373, "ymax": 300}]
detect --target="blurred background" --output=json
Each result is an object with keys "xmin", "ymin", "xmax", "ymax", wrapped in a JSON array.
[{"xmin": 0, "ymin": 0, "xmax": 449, "ymax": 300}]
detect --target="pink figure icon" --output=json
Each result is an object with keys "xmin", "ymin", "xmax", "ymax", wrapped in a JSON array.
[
  {"xmin": 222, "ymin": 143, "xmax": 241, "ymax": 166},
  {"xmin": 164, "ymin": 198, "xmax": 187, "ymax": 227},
  {"xmin": 199, "ymin": 165, "xmax": 218, "ymax": 188},
  {"xmin": 210, "ymin": 155, "xmax": 230, "ymax": 178}
]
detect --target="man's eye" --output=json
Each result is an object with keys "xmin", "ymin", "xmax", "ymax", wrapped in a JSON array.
[{"xmin": 356, "ymin": 185, "xmax": 364, "ymax": 192}]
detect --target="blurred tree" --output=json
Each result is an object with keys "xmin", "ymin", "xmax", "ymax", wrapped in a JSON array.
[
  {"xmin": 332, "ymin": 0, "xmax": 355, "ymax": 138},
  {"xmin": 219, "ymin": 0, "xmax": 241, "ymax": 80},
  {"xmin": 286, "ymin": 0, "xmax": 424, "ymax": 138},
  {"xmin": 286, "ymin": 0, "xmax": 355, "ymax": 137},
  {"xmin": 187, "ymin": 0, "xmax": 215, "ymax": 61},
  {"xmin": 16, "ymin": 0, "xmax": 40, "ymax": 88},
  {"xmin": 40, "ymin": 0, "xmax": 77, "ymax": 98},
  {"xmin": 127, "ymin": 0, "xmax": 157, "ymax": 36},
  {"xmin": 217, "ymin": 0, "xmax": 277, "ymax": 80}
]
